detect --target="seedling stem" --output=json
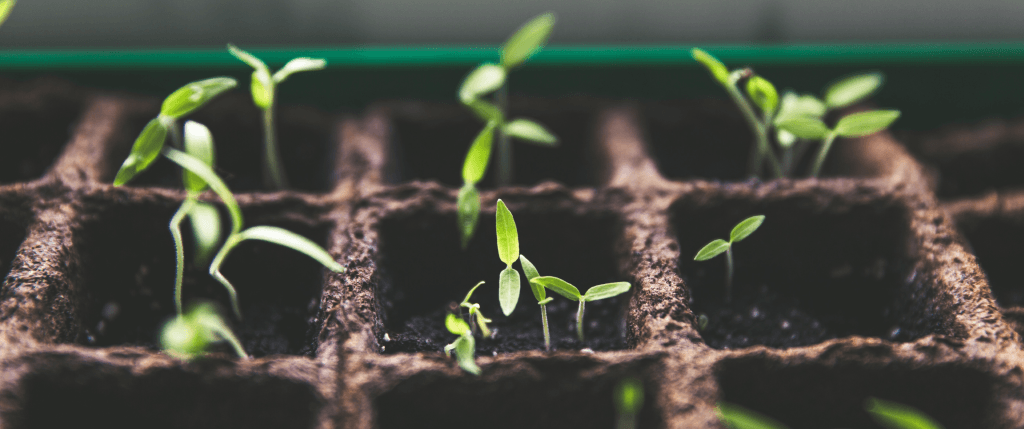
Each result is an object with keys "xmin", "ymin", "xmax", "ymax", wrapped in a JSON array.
[
  {"xmin": 694, "ymin": 215, "xmax": 765, "ymax": 304},
  {"xmin": 530, "ymin": 276, "xmax": 631, "ymax": 342}
]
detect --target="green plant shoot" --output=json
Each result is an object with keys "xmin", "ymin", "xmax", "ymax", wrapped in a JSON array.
[
  {"xmin": 615, "ymin": 378, "xmax": 644, "ymax": 429},
  {"xmin": 866, "ymin": 397, "xmax": 945, "ymax": 429},
  {"xmin": 228, "ymin": 44, "xmax": 326, "ymax": 190},
  {"xmin": 495, "ymin": 199, "xmax": 521, "ymax": 316},
  {"xmin": 457, "ymin": 122, "xmax": 495, "ymax": 248},
  {"xmin": 716, "ymin": 402, "xmax": 790, "ymax": 429},
  {"xmin": 529, "ymin": 276, "xmax": 631, "ymax": 342},
  {"xmin": 694, "ymin": 215, "xmax": 765, "ymax": 304},
  {"xmin": 444, "ymin": 312, "xmax": 481, "ymax": 375},
  {"xmin": 0, "ymin": 0, "xmax": 16, "ymax": 28},
  {"xmin": 459, "ymin": 281, "xmax": 493, "ymax": 338},
  {"xmin": 776, "ymin": 109, "xmax": 900, "ymax": 177},
  {"xmin": 161, "ymin": 302, "xmax": 247, "ymax": 360},
  {"xmin": 519, "ymin": 254, "xmax": 553, "ymax": 350}
]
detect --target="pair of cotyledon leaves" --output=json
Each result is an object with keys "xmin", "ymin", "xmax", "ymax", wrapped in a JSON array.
[
  {"xmin": 161, "ymin": 302, "xmax": 246, "ymax": 359},
  {"xmin": 694, "ymin": 215, "xmax": 765, "ymax": 261},
  {"xmin": 227, "ymin": 44, "xmax": 326, "ymax": 110},
  {"xmin": 717, "ymin": 398, "xmax": 945, "ymax": 429}
]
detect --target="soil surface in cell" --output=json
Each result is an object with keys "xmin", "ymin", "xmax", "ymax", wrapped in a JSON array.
[
  {"xmin": 0, "ymin": 78, "xmax": 86, "ymax": 184},
  {"xmin": 957, "ymin": 216, "xmax": 1024, "ymax": 308}
]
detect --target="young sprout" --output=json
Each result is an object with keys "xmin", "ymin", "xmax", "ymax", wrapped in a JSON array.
[
  {"xmin": 519, "ymin": 254, "xmax": 553, "ymax": 350},
  {"xmin": 161, "ymin": 302, "xmax": 247, "ymax": 360},
  {"xmin": 694, "ymin": 215, "xmax": 765, "ymax": 304},
  {"xmin": 0, "ymin": 0, "xmax": 16, "ymax": 28},
  {"xmin": 776, "ymin": 108, "xmax": 900, "ymax": 178},
  {"xmin": 866, "ymin": 397, "xmax": 945, "ymax": 429},
  {"xmin": 228, "ymin": 44, "xmax": 326, "ymax": 190},
  {"xmin": 459, "ymin": 281, "xmax": 493, "ymax": 338},
  {"xmin": 495, "ymin": 199, "xmax": 521, "ymax": 316},
  {"xmin": 615, "ymin": 378, "xmax": 644, "ymax": 429},
  {"xmin": 529, "ymin": 276, "xmax": 631, "ymax": 342},
  {"xmin": 457, "ymin": 122, "xmax": 494, "ymax": 248},
  {"xmin": 716, "ymin": 402, "xmax": 790, "ymax": 429},
  {"xmin": 444, "ymin": 312, "xmax": 481, "ymax": 375}
]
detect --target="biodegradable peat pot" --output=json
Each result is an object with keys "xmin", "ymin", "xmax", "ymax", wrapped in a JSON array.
[{"xmin": 0, "ymin": 78, "xmax": 1022, "ymax": 429}]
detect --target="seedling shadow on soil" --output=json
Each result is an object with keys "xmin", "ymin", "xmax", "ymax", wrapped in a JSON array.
[
  {"xmin": 73, "ymin": 202, "xmax": 331, "ymax": 357},
  {"xmin": 111, "ymin": 95, "xmax": 336, "ymax": 192},
  {"xmin": 671, "ymin": 195, "xmax": 924, "ymax": 349},
  {"xmin": 716, "ymin": 356, "xmax": 1004, "ymax": 429},
  {"xmin": 0, "ymin": 79, "xmax": 86, "ymax": 184},
  {"xmin": 383, "ymin": 100, "xmax": 601, "ymax": 188},
  {"xmin": 375, "ymin": 207, "xmax": 630, "ymax": 354}
]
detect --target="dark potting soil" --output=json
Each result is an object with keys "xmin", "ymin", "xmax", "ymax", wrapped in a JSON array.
[
  {"xmin": 642, "ymin": 99, "xmax": 755, "ymax": 182},
  {"xmin": 957, "ymin": 216, "xmax": 1024, "ymax": 308},
  {"xmin": 0, "ymin": 79, "xmax": 87, "ymax": 184},
  {"xmin": 74, "ymin": 202, "xmax": 329, "ymax": 357}
]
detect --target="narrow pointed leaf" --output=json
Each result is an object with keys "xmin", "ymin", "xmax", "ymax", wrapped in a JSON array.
[
  {"xmin": 250, "ymin": 70, "xmax": 274, "ymax": 110},
  {"xmin": 691, "ymin": 48, "xmax": 730, "ymax": 86},
  {"xmin": 161, "ymin": 77, "xmax": 238, "ymax": 119},
  {"xmin": 694, "ymin": 239, "xmax": 730, "ymax": 261},
  {"xmin": 730, "ymin": 215, "xmax": 765, "ymax": 243},
  {"xmin": 462, "ymin": 281, "xmax": 485, "ymax": 305},
  {"xmin": 162, "ymin": 147, "xmax": 243, "ymax": 235},
  {"xmin": 775, "ymin": 116, "xmax": 830, "ymax": 140},
  {"xmin": 825, "ymin": 72, "xmax": 884, "ymax": 109},
  {"xmin": 583, "ymin": 282, "xmax": 631, "ymax": 302},
  {"xmin": 465, "ymin": 99, "xmax": 504, "ymax": 123},
  {"xmin": 457, "ymin": 184, "xmax": 481, "ymax": 249},
  {"xmin": 273, "ymin": 57, "xmax": 327, "ymax": 83},
  {"xmin": 182, "ymin": 121, "xmax": 215, "ymax": 192},
  {"xmin": 454, "ymin": 335, "xmax": 480, "ymax": 375},
  {"xmin": 501, "ymin": 12, "xmax": 556, "ymax": 68},
  {"xmin": 114, "ymin": 117, "xmax": 168, "ymax": 186},
  {"xmin": 227, "ymin": 44, "xmax": 269, "ymax": 73},
  {"xmin": 866, "ymin": 398, "xmax": 944, "ymax": 429},
  {"xmin": 459, "ymin": 64, "xmax": 506, "ymax": 103},
  {"xmin": 530, "ymin": 276, "xmax": 581, "ymax": 301},
  {"xmin": 445, "ymin": 313, "xmax": 471, "ymax": 336},
  {"xmin": 235, "ymin": 225, "xmax": 344, "ymax": 272},
  {"xmin": 504, "ymin": 119, "xmax": 558, "ymax": 146},
  {"xmin": 463, "ymin": 123, "xmax": 495, "ymax": 184},
  {"xmin": 188, "ymin": 201, "xmax": 222, "ymax": 264},
  {"xmin": 519, "ymin": 254, "xmax": 545, "ymax": 301},
  {"xmin": 717, "ymin": 402, "xmax": 791, "ymax": 429},
  {"xmin": 495, "ymin": 200, "xmax": 519, "ymax": 265},
  {"xmin": 0, "ymin": 0, "xmax": 16, "ymax": 27},
  {"xmin": 834, "ymin": 110, "xmax": 900, "ymax": 138},
  {"xmin": 499, "ymin": 267, "xmax": 520, "ymax": 316},
  {"xmin": 746, "ymin": 76, "xmax": 778, "ymax": 116}
]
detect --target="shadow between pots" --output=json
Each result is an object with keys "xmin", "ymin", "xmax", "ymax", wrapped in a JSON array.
[{"xmin": 0, "ymin": 79, "xmax": 88, "ymax": 184}]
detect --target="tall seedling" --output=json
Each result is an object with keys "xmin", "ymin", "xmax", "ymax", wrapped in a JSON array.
[
  {"xmin": 228, "ymin": 44, "xmax": 327, "ymax": 190},
  {"xmin": 495, "ymin": 200, "xmax": 522, "ymax": 316},
  {"xmin": 529, "ymin": 276, "xmax": 630, "ymax": 342},
  {"xmin": 444, "ymin": 313, "xmax": 481, "ymax": 375},
  {"xmin": 694, "ymin": 215, "xmax": 765, "ymax": 304}
]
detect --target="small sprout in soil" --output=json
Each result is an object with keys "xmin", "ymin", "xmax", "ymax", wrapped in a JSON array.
[
  {"xmin": 444, "ymin": 312, "xmax": 481, "ymax": 375},
  {"xmin": 459, "ymin": 281, "xmax": 493, "ymax": 338},
  {"xmin": 866, "ymin": 397, "xmax": 945, "ymax": 429},
  {"xmin": 529, "ymin": 276, "xmax": 631, "ymax": 342},
  {"xmin": 161, "ymin": 302, "xmax": 247, "ymax": 360},
  {"xmin": 696, "ymin": 313, "xmax": 709, "ymax": 331},
  {"xmin": 694, "ymin": 215, "xmax": 765, "ymax": 304},
  {"xmin": 615, "ymin": 378, "xmax": 644, "ymax": 429},
  {"xmin": 0, "ymin": 0, "xmax": 16, "ymax": 28},
  {"xmin": 776, "ymin": 108, "xmax": 900, "ymax": 178},
  {"xmin": 228, "ymin": 44, "xmax": 326, "ymax": 190},
  {"xmin": 716, "ymin": 402, "xmax": 790, "ymax": 429},
  {"xmin": 495, "ymin": 199, "xmax": 521, "ymax": 316},
  {"xmin": 519, "ymin": 254, "xmax": 553, "ymax": 350}
]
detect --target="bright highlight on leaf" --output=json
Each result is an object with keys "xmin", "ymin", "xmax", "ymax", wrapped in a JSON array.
[
  {"xmin": 236, "ymin": 226, "xmax": 344, "ymax": 273},
  {"xmin": 182, "ymin": 121, "xmax": 215, "ymax": 193},
  {"xmin": 457, "ymin": 184, "xmax": 481, "ymax": 249},
  {"xmin": 463, "ymin": 122, "xmax": 495, "ymax": 184},
  {"xmin": 775, "ymin": 116, "xmax": 830, "ymax": 140},
  {"xmin": 504, "ymin": 118, "xmax": 558, "ymax": 146},
  {"xmin": 746, "ymin": 76, "xmax": 779, "ymax": 116},
  {"xmin": 866, "ymin": 397, "xmax": 945, "ymax": 429},
  {"xmin": 160, "ymin": 77, "xmax": 238, "ymax": 119},
  {"xmin": 495, "ymin": 200, "xmax": 520, "ymax": 266},
  {"xmin": 459, "ymin": 64, "xmax": 507, "ymax": 103},
  {"xmin": 274, "ymin": 57, "xmax": 327, "ymax": 83},
  {"xmin": 833, "ymin": 110, "xmax": 901, "ymax": 137},
  {"xmin": 691, "ymin": 48, "xmax": 730, "ymax": 85},
  {"xmin": 716, "ymin": 402, "xmax": 791, "ymax": 429},
  {"xmin": 501, "ymin": 12, "xmax": 556, "ymax": 68},
  {"xmin": 188, "ymin": 202, "xmax": 222, "ymax": 264},
  {"xmin": 161, "ymin": 302, "xmax": 247, "ymax": 360},
  {"xmin": 114, "ymin": 117, "xmax": 168, "ymax": 186},
  {"xmin": 499, "ymin": 266, "xmax": 520, "ymax": 316},
  {"xmin": 825, "ymin": 72, "xmax": 884, "ymax": 109},
  {"xmin": 0, "ymin": 0, "xmax": 16, "ymax": 28}
]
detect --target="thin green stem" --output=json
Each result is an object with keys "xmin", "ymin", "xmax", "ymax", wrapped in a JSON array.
[
  {"xmin": 209, "ymin": 234, "xmax": 243, "ymax": 319},
  {"xmin": 262, "ymin": 102, "xmax": 288, "ymax": 190},
  {"xmin": 725, "ymin": 85, "xmax": 782, "ymax": 179},
  {"xmin": 725, "ymin": 247, "xmax": 734, "ymax": 304},
  {"xmin": 169, "ymin": 198, "xmax": 197, "ymax": 315},
  {"xmin": 209, "ymin": 323, "xmax": 248, "ymax": 359},
  {"xmin": 469, "ymin": 311, "xmax": 477, "ymax": 337},
  {"xmin": 496, "ymin": 84, "xmax": 511, "ymax": 187},
  {"xmin": 540, "ymin": 303, "xmax": 550, "ymax": 351},
  {"xmin": 576, "ymin": 299, "xmax": 586, "ymax": 342},
  {"xmin": 809, "ymin": 132, "xmax": 838, "ymax": 178}
]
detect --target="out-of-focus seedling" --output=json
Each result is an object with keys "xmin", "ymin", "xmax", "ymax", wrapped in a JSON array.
[
  {"xmin": 776, "ymin": 109, "xmax": 900, "ymax": 178},
  {"xmin": 459, "ymin": 281, "xmax": 493, "ymax": 338},
  {"xmin": 228, "ymin": 44, "xmax": 326, "ymax": 190},
  {"xmin": 495, "ymin": 199, "xmax": 522, "ymax": 316},
  {"xmin": 519, "ymin": 254, "xmax": 553, "ymax": 350},
  {"xmin": 694, "ymin": 215, "xmax": 765, "ymax": 304},
  {"xmin": 444, "ymin": 313, "xmax": 481, "ymax": 375},
  {"xmin": 161, "ymin": 302, "xmax": 247, "ymax": 360},
  {"xmin": 716, "ymin": 402, "xmax": 790, "ymax": 429},
  {"xmin": 0, "ymin": 0, "xmax": 16, "ymax": 28},
  {"xmin": 615, "ymin": 378, "xmax": 644, "ymax": 429},
  {"xmin": 866, "ymin": 397, "xmax": 945, "ymax": 429},
  {"xmin": 529, "ymin": 276, "xmax": 631, "ymax": 342}
]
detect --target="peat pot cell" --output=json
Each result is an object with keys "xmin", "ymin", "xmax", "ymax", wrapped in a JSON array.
[
  {"xmin": 375, "ymin": 363, "xmax": 660, "ymax": 429},
  {"xmin": 11, "ymin": 357, "xmax": 320, "ymax": 429},
  {"xmin": 671, "ymin": 195, "xmax": 921, "ymax": 349},
  {"xmin": 956, "ymin": 216, "xmax": 1024, "ymax": 309},
  {"xmin": 0, "ymin": 80, "xmax": 86, "ymax": 184},
  {"xmin": 115, "ymin": 95, "xmax": 336, "ymax": 192},
  {"xmin": 383, "ymin": 100, "xmax": 601, "ymax": 188},
  {"xmin": 375, "ymin": 207, "xmax": 630, "ymax": 354},
  {"xmin": 0, "ymin": 215, "xmax": 27, "ymax": 283},
  {"xmin": 73, "ymin": 202, "xmax": 332, "ymax": 357},
  {"xmin": 716, "ymin": 356, "xmax": 1006, "ymax": 429},
  {"xmin": 904, "ymin": 120, "xmax": 1024, "ymax": 198}
]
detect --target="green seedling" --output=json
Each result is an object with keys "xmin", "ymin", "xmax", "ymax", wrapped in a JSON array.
[
  {"xmin": 519, "ymin": 254, "xmax": 553, "ymax": 350},
  {"xmin": 457, "ymin": 13, "xmax": 559, "ymax": 247},
  {"xmin": 694, "ymin": 215, "xmax": 765, "ymax": 304},
  {"xmin": 529, "ymin": 276, "xmax": 631, "ymax": 342},
  {"xmin": 0, "ymin": 0, "xmax": 16, "ymax": 28},
  {"xmin": 716, "ymin": 402, "xmax": 790, "ymax": 429},
  {"xmin": 161, "ymin": 302, "xmax": 247, "ymax": 360},
  {"xmin": 459, "ymin": 281, "xmax": 493, "ymax": 338},
  {"xmin": 866, "ymin": 397, "xmax": 945, "ymax": 429},
  {"xmin": 776, "ymin": 108, "xmax": 900, "ymax": 178},
  {"xmin": 228, "ymin": 44, "xmax": 326, "ymax": 190},
  {"xmin": 444, "ymin": 312, "xmax": 481, "ymax": 375},
  {"xmin": 615, "ymin": 378, "xmax": 644, "ymax": 429},
  {"xmin": 495, "ymin": 199, "xmax": 522, "ymax": 316}
]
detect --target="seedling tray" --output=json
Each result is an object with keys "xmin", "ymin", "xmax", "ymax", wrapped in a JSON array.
[{"xmin": 0, "ymin": 43, "xmax": 1023, "ymax": 428}]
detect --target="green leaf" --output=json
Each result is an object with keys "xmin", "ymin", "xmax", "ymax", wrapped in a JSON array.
[
  {"xmin": 162, "ymin": 147, "xmax": 243, "ymax": 236},
  {"xmin": 694, "ymin": 239, "xmax": 730, "ymax": 261},
  {"xmin": 459, "ymin": 64, "xmax": 506, "ymax": 103},
  {"xmin": 273, "ymin": 57, "xmax": 327, "ymax": 83},
  {"xmin": 866, "ymin": 398, "xmax": 945, "ymax": 429},
  {"xmin": 114, "ymin": 117, "xmax": 168, "ymax": 186},
  {"xmin": 250, "ymin": 70, "xmax": 274, "ymax": 110},
  {"xmin": 161, "ymin": 77, "xmax": 238, "ymax": 119},
  {"xmin": 236, "ymin": 225, "xmax": 344, "ymax": 273},
  {"xmin": 499, "ymin": 267, "xmax": 520, "ymax": 316},
  {"xmin": 583, "ymin": 282, "xmax": 631, "ymax": 302},
  {"xmin": 161, "ymin": 315, "xmax": 210, "ymax": 359},
  {"xmin": 730, "ymin": 215, "xmax": 765, "ymax": 243},
  {"xmin": 465, "ymin": 99, "xmax": 504, "ymax": 123},
  {"xmin": 182, "ymin": 121, "xmax": 215, "ymax": 193},
  {"xmin": 463, "ymin": 122, "xmax": 495, "ymax": 184},
  {"xmin": 462, "ymin": 281, "xmax": 485, "ymax": 305},
  {"xmin": 501, "ymin": 12, "xmax": 556, "ymax": 68},
  {"xmin": 227, "ymin": 44, "xmax": 269, "ymax": 72},
  {"xmin": 775, "ymin": 116, "xmax": 830, "ymax": 140},
  {"xmin": 615, "ymin": 378, "xmax": 644, "ymax": 415},
  {"xmin": 825, "ymin": 72, "xmax": 884, "ymax": 109},
  {"xmin": 504, "ymin": 118, "xmax": 558, "ymax": 146},
  {"xmin": 454, "ymin": 335, "xmax": 481, "ymax": 375},
  {"xmin": 0, "ymin": 0, "xmax": 16, "ymax": 28},
  {"xmin": 776, "ymin": 92, "xmax": 827, "ymax": 122},
  {"xmin": 495, "ymin": 199, "xmax": 519, "ymax": 266},
  {"xmin": 530, "ymin": 276, "xmax": 581, "ymax": 301},
  {"xmin": 445, "ymin": 313, "xmax": 471, "ymax": 336},
  {"xmin": 691, "ymin": 48, "xmax": 730, "ymax": 86},
  {"xmin": 716, "ymin": 402, "xmax": 791, "ymax": 429},
  {"xmin": 519, "ymin": 255, "xmax": 545, "ymax": 301},
  {"xmin": 457, "ymin": 184, "xmax": 481, "ymax": 249},
  {"xmin": 188, "ymin": 201, "xmax": 222, "ymax": 265},
  {"xmin": 833, "ymin": 110, "xmax": 900, "ymax": 138},
  {"xmin": 776, "ymin": 130, "xmax": 797, "ymax": 149},
  {"xmin": 746, "ymin": 76, "xmax": 779, "ymax": 116}
]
